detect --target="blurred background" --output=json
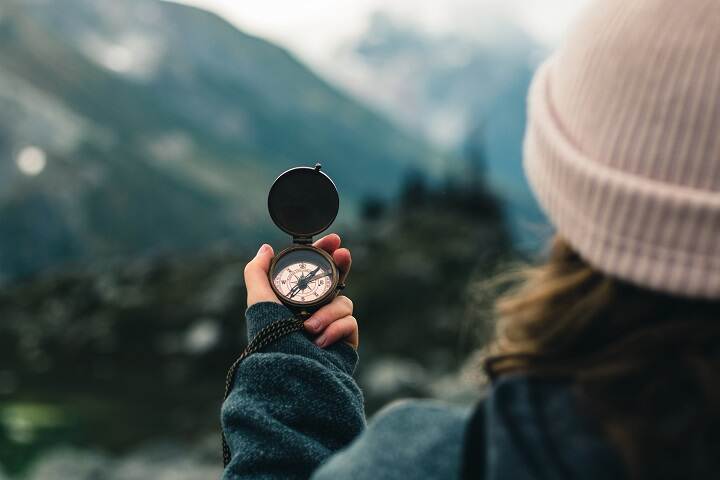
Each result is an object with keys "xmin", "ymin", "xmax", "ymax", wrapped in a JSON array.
[{"xmin": 0, "ymin": 0, "xmax": 587, "ymax": 478}]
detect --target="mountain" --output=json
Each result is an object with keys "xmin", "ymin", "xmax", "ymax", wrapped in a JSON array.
[
  {"xmin": 325, "ymin": 12, "xmax": 550, "ymax": 249},
  {"xmin": 0, "ymin": 0, "xmax": 440, "ymax": 281}
]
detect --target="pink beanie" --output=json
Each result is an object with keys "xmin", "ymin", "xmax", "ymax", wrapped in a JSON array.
[{"xmin": 524, "ymin": 0, "xmax": 720, "ymax": 299}]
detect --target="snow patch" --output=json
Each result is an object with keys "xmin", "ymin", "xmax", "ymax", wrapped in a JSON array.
[
  {"xmin": 16, "ymin": 146, "xmax": 47, "ymax": 176},
  {"xmin": 80, "ymin": 31, "xmax": 166, "ymax": 81}
]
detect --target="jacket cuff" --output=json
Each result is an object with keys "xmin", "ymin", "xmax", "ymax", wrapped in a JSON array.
[{"xmin": 245, "ymin": 301, "xmax": 296, "ymax": 342}]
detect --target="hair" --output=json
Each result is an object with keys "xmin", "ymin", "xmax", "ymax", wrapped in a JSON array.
[{"xmin": 484, "ymin": 236, "xmax": 720, "ymax": 479}]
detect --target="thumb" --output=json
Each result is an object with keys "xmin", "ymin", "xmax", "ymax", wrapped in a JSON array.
[{"xmin": 244, "ymin": 244, "xmax": 281, "ymax": 307}]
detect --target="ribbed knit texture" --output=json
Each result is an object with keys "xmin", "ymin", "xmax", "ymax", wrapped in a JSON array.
[
  {"xmin": 221, "ymin": 302, "xmax": 365, "ymax": 479},
  {"xmin": 524, "ymin": 0, "xmax": 720, "ymax": 298}
]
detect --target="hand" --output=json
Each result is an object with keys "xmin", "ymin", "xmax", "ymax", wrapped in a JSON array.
[
  {"xmin": 303, "ymin": 295, "xmax": 358, "ymax": 350},
  {"xmin": 243, "ymin": 232, "xmax": 352, "ymax": 308}
]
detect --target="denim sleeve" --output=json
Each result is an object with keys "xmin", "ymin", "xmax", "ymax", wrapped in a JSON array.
[
  {"xmin": 221, "ymin": 302, "xmax": 366, "ymax": 480},
  {"xmin": 312, "ymin": 400, "xmax": 472, "ymax": 479}
]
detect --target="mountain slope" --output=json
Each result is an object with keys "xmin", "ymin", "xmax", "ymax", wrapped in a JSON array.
[
  {"xmin": 327, "ymin": 13, "xmax": 548, "ymax": 249},
  {"xmin": 0, "ymin": 0, "xmax": 439, "ymax": 280}
]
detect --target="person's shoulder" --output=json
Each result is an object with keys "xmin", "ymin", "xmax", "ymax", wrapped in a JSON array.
[
  {"xmin": 313, "ymin": 399, "xmax": 473, "ymax": 480},
  {"xmin": 371, "ymin": 398, "xmax": 471, "ymax": 432}
]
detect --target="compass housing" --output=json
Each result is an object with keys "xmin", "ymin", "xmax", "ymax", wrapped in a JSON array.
[
  {"xmin": 269, "ymin": 245, "xmax": 339, "ymax": 311},
  {"xmin": 267, "ymin": 164, "xmax": 342, "ymax": 316}
]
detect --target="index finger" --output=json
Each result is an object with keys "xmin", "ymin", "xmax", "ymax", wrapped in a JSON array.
[
  {"xmin": 313, "ymin": 233, "xmax": 341, "ymax": 254},
  {"xmin": 313, "ymin": 233, "xmax": 351, "ymax": 283},
  {"xmin": 333, "ymin": 248, "xmax": 351, "ymax": 281}
]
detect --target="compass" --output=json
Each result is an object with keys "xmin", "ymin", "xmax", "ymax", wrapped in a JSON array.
[{"xmin": 267, "ymin": 164, "xmax": 343, "ymax": 316}]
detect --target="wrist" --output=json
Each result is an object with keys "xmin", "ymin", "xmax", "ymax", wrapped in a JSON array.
[{"xmin": 245, "ymin": 301, "xmax": 295, "ymax": 342}]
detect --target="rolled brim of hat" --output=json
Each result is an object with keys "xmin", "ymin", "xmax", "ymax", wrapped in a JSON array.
[{"xmin": 523, "ymin": 58, "xmax": 720, "ymax": 299}]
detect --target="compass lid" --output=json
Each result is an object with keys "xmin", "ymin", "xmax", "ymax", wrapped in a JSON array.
[{"xmin": 268, "ymin": 164, "xmax": 339, "ymax": 240}]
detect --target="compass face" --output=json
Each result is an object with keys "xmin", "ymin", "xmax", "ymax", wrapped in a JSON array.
[{"xmin": 271, "ymin": 247, "xmax": 336, "ymax": 305}]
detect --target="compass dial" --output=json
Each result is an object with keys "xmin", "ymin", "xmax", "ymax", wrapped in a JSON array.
[
  {"xmin": 273, "ymin": 261, "xmax": 332, "ymax": 303},
  {"xmin": 270, "ymin": 247, "xmax": 337, "ymax": 306}
]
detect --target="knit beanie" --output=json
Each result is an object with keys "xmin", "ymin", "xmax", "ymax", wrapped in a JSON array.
[{"xmin": 523, "ymin": 0, "xmax": 720, "ymax": 299}]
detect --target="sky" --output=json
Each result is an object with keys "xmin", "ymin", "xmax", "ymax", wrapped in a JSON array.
[{"xmin": 166, "ymin": 0, "xmax": 591, "ymax": 65}]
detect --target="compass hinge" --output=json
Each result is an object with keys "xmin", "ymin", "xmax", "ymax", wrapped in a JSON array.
[{"xmin": 294, "ymin": 235, "xmax": 313, "ymax": 245}]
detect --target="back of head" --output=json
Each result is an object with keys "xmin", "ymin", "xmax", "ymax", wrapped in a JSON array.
[
  {"xmin": 524, "ymin": 0, "xmax": 720, "ymax": 297},
  {"xmin": 487, "ymin": 0, "xmax": 720, "ymax": 478},
  {"xmin": 487, "ymin": 239, "xmax": 720, "ymax": 479}
]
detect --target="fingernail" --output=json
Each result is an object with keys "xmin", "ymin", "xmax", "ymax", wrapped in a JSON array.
[
  {"xmin": 315, "ymin": 335, "xmax": 326, "ymax": 348},
  {"xmin": 257, "ymin": 244, "xmax": 269, "ymax": 255},
  {"xmin": 305, "ymin": 318, "xmax": 320, "ymax": 331}
]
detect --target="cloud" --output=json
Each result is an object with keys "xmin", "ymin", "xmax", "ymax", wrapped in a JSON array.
[{"xmin": 165, "ymin": 0, "xmax": 590, "ymax": 63}]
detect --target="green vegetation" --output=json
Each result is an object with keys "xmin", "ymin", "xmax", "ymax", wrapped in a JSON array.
[{"xmin": 0, "ymin": 169, "xmax": 512, "ymax": 475}]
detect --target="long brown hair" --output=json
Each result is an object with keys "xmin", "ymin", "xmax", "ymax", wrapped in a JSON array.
[{"xmin": 484, "ymin": 237, "xmax": 720, "ymax": 479}]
